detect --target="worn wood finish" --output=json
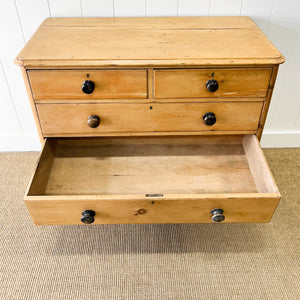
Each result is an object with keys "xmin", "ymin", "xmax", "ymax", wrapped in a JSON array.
[
  {"xmin": 154, "ymin": 68, "xmax": 272, "ymax": 98},
  {"xmin": 34, "ymin": 97, "xmax": 265, "ymax": 104},
  {"xmin": 25, "ymin": 135, "xmax": 280, "ymax": 225},
  {"xmin": 242, "ymin": 135, "xmax": 279, "ymax": 194},
  {"xmin": 26, "ymin": 139, "xmax": 54, "ymax": 196},
  {"xmin": 42, "ymin": 16, "xmax": 259, "ymax": 28},
  {"xmin": 20, "ymin": 67, "xmax": 44, "ymax": 143},
  {"xmin": 41, "ymin": 131, "xmax": 258, "ymax": 137},
  {"xmin": 28, "ymin": 70, "xmax": 148, "ymax": 100},
  {"xmin": 25, "ymin": 196, "xmax": 280, "ymax": 225},
  {"xmin": 36, "ymin": 102, "xmax": 263, "ymax": 135},
  {"xmin": 16, "ymin": 17, "xmax": 284, "ymax": 67},
  {"xmin": 17, "ymin": 17, "xmax": 284, "ymax": 224},
  {"xmin": 257, "ymin": 65, "xmax": 279, "ymax": 140}
]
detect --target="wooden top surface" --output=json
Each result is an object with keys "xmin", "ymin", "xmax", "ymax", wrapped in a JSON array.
[{"xmin": 16, "ymin": 17, "xmax": 285, "ymax": 67}]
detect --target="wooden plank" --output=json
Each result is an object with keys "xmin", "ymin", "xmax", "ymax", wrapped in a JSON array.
[
  {"xmin": 257, "ymin": 65, "xmax": 279, "ymax": 139},
  {"xmin": 42, "ymin": 131, "xmax": 257, "ymax": 137},
  {"xmin": 36, "ymin": 102, "xmax": 263, "ymax": 135},
  {"xmin": 16, "ymin": 17, "xmax": 285, "ymax": 67},
  {"xmin": 178, "ymin": 0, "xmax": 210, "ymax": 16},
  {"xmin": 242, "ymin": 135, "xmax": 279, "ymax": 194},
  {"xmin": 147, "ymin": 0, "xmax": 178, "ymax": 17},
  {"xmin": 42, "ymin": 140, "xmax": 257, "ymax": 196},
  {"xmin": 241, "ymin": 0, "xmax": 275, "ymax": 34},
  {"xmin": 81, "ymin": 0, "xmax": 114, "ymax": 17},
  {"xmin": 0, "ymin": 61, "xmax": 22, "ymax": 135},
  {"xmin": 154, "ymin": 68, "xmax": 272, "ymax": 98},
  {"xmin": 48, "ymin": 0, "xmax": 82, "ymax": 17},
  {"xmin": 28, "ymin": 70, "xmax": 148, "ymax": 99},
  {"xmin": 147, "ymin": 68, "xmax": 153, "ymax": 99},
  {"xmin": 51, "ymin": 135, "xmax": 245, "ymax": 146},
  {"xmin": 210, "ymin": 0, "xmax": 243, "ymax": 16},
  {"xmin": 25, "ymin": 195, "xmax": 280, "ymax": 225},
  {"xmin": 41, "ymin": 16, "xmax": 258, "ymax": 28},
  {"xmin": 114, "ymin": 0, "xmax": 146, "ymax": 17},
  {"xmin": 27, "ymin": 139, "xmax": 55, "ymax": 196},
  {"xmin": 17, "ymin": 59, "xmax": 285, "ymax": 68},
  {"xmin": 15, "ymin": 0, "xmax": 50, "ymax": 42},
  {"xmin": 34, "ymin": 97, "xmax": 265, "ymax": 104},
  {"xmin": 20, "ymin": 67, "xmax": 44, "ymax": 143}
]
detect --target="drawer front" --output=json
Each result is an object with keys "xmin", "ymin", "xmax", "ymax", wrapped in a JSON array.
[
  {"xmin": 36, "ymin": 102, "xmax": 263, "ymax": 135},
  {"xmin": 28, "ymin": 70, "xmax": 148, "ymax": 100},
  {"xmin": 24, "ymin": 135, "xmax": 280, "ymax": 225},
  {"xmin": 25, "ymin": 196, "xmax": 279, "ymax": 225},
  {"xmin": 154, "ymin": 68, "xmax": 272, "ymax": 98}
]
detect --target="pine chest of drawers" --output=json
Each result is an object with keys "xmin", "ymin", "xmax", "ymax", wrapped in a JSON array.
[{"xmin": 16, "ymin": 17, "xmax": 285, "ymax": 225}]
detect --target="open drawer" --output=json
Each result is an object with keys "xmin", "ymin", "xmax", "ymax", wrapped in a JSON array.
[{"xmin": 25, "ymin": 135, "xmax": 280, "ymax": 225}]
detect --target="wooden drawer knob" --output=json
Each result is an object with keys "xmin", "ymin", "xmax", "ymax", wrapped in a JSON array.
[
  {"xmin": 82, "ymin": 80, "xmax": 95, "ymax": 94},
  {"xmin": 203, "ymin": 112, "xmax": 216, "ymax": 126},
  {"xmin": 211, "ymin": 208, "xmax": 225, "ymax": 223},
  {"xmin": 206, "ymin": 79, "xmax": 219, "ymax": 92},
  {"xmin": 87, "ymin": 115, "xmax": 100, "ymax": 128},
  {"xmin": 81, "ymin": 210, "xmax": 95, "ymax": 224}
]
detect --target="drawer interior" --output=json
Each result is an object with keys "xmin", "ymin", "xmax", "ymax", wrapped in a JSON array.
[{"xmin": 27, "ymin": 135, "xmax": 278, "ymax": 197}]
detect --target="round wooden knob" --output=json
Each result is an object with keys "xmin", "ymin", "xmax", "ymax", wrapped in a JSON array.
[
  {"xmin": 81, "ymin": 210, "xmax": 95, "ymax": 224},
  {"xmin": 87, "ymin": 115, "xmax": 100, "ymax": 128},
  {"xmin": 206, "ymin": 79, "xmax": 219, "ymax": 92},
  {"xmin": 82, "ymin": 80, "xmax": 95, "ymax": 94},
  {"xmin": 211, "ymin": 208, "xmax": 225, "ymax": 223},
  {"xmin": 203, "ymin": 112, "xmax": 216, "ymax": 126}
]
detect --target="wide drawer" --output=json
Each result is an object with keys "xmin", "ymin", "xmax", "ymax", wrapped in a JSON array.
[
  {"xmin": 36, "ymin": 102, "xmax": 263, "ymax": 135},
  {"xmin": 28, "ymin": 70, "xmax": 148, "ymax": 99},
  {"xmin": 25, "ymin": 135, "xmax": 280, "ymax": 225},
  {"xmin": 154, "ymin": 68, "xmax": 272, "ymax": 98}
]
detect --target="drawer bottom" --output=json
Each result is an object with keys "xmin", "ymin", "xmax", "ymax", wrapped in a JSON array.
[{"xmin": 25, "ymin": 135, "xmax": 280, "ymax": 224}]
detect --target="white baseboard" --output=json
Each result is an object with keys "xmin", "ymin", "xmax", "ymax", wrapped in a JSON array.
[
  {"xmin": 0, "ymin": 132, "xmax": 299, "ymax": 151},
  {"xmin": 0, "ymin": 135, "xmax": 41, "ymax": 152},
  {"xmin": 261, "ymin": 132, "xmax": 300, "ymax": 148}
]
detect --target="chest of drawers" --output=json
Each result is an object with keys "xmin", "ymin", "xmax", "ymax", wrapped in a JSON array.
[{"xmin": 16, "ymin": 17, "xmax": 284, "ymax": 225}]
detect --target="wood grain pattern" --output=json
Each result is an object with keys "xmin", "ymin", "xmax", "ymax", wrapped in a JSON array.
[
  {"xmin": 36, "ymin": 102, "xmax": 263, "ymax": 135},
  {"xmin": 25, "ymin": 196, "xmax": 280, "ymax": 225},
  {"xmin": 24, "ymin": 135, "xmax": 280, "ymax": 225},
  {"xmin": 35, "ymin": 16, "xmax": 259, "ymax": 28},
  {"xmin": 242, "ymin": 134, "xmax": 279, "ymax": 194},
  {"xmin": 20, "ymin": 67, "xmax": 44, "ymax": 143},
  {"xmin": 16, "ymin": 17, "xmax": 284, "ymax": 67},
  {"xmin": 28, "ymin": 70, "xmax": 148, "ymax": 99},
  {"xmin": 154, "ymin": 68, "xmax": 272, "ymax": 98},
  {"xmin": 34, "ymin": 97, "xmax": 265, "ymax": 104},
  {"xmin": 257, "ymin": 65, "xmax": 279, "ymax": 139},
  {"xmin": 16, "ymin": 17, "xmax": 284, "ymax": 224}
]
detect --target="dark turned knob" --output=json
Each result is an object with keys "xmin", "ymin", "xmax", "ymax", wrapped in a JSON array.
[
  {"xmin": 203, "ymin": 112, "xmax": 216, "ymax": 126},
  {"xmin": 81, "ymin": 210, "xmax": 95, "ymax": 224},
  {"xmin": 206, "ymin": 79, "xmax": 219, "ymax": 92},
  {"xmin": 211, "ymin": 208, "xmax": 225, "ymax": 223},
  {"xmin": 87, "ymin": 115, "xmax": 100, "ymax": 128},
  {"xmin": 82, "ymin": 80, "xmax": 95, "ymax": 94}
]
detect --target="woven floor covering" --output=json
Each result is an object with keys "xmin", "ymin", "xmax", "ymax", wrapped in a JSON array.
[{"xmin": 0, "ymin": 149, "xmax": 299, "ymax": 299}]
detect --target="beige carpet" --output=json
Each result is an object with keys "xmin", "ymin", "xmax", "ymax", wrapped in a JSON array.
[{"xmin": 0, "ymin": 149, "xmax": 299, "ymax": 299}]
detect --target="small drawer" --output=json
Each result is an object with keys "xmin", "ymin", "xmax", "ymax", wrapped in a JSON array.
[
  {"xmin": 25, "ymin": 135, "xmax": 280, "ymax": 224},
  {"xmin": 28, "ymin": 70, "xmax": 148, "ymax": 100},
  {"xmin": 36, "ymin": 102, "xmax": 263, "ymax": 135},
  {"xmin": 154, "ymin": 68, "xmax": 272, "ymax": 98}
]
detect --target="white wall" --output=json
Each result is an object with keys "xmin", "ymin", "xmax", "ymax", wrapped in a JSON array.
[{"xmin": 0, "ymin": 0, "xmax": 299, "ymax": 151}]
